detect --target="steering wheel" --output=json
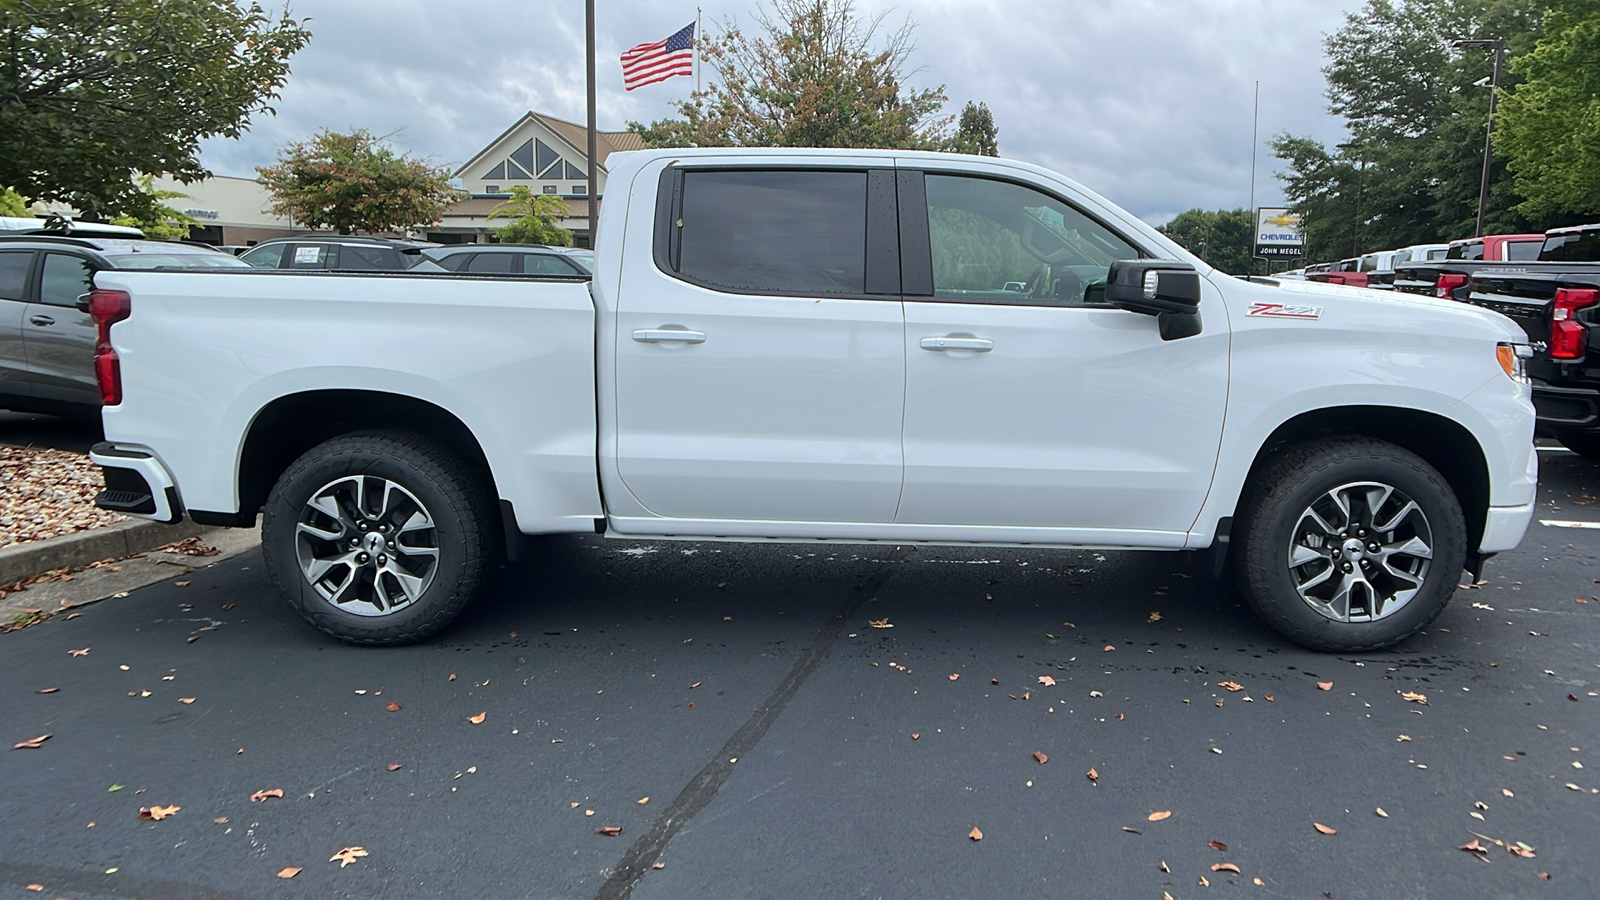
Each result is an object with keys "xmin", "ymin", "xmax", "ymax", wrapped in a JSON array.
[{"xmin": 1021, "ymin": 221, "xmax": 1073, "ymax": 265}]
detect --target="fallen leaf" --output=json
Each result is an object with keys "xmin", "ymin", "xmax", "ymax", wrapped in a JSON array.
[
  {"xmin": 868, "ymin": 618, "xmax": 893, "ymax": 628},
  {"xmin": 1400, "ymin": 691, "xmax": 1428, "ymax": 704},
  {"xmin": 1148, "ymin": 810, "xmax": 1172, "ymax": 821},
  {"xmin": 1397, "ymin": 734, "xmax": 1412, "ymax": 742},
  {"xmin": 469, "ymin": 711, "xmax": 487, "ymax": 724},
  {"xmin": 108, "ymin": 784, "xmax": 123, "ymax": 792},
  {"xmin": 1569, "ymin": 694, "xmax": 1580, "ymax": 702},
  {"xmin": 990, "ymin": 678, "xmax": 998, "ymax": 684},
  {"xmin": 186, "ymin": 635, "xmax": 199, "ymax": 643},
  {"xmin": 1539, "ymin": 871, "xmax": 1551, "ymax": 880},
  {"xmin": 277, "ymin": 867, "xmax": 301, "ymax": 879},
  {"xmin": 179, "ymin": 697, "xmax": 196, "ymax": 705},
  {"xmin": 597, "ymin": 826, "xmax": 623, "ymax": 837},
  {"xmin": 385, "ymin": 701, "xmax": 402, "ymax": 712},
  {"xmin": 1317, "ymin": 681, "xmax": 1333, "ymax": 691},
  {"xmin": 214, "ymin": 817, "xmax": 229, "ymax": 824},
  {"xmin": 1148, "ymin": 611, "xmax": 1162, "ymax": 623},
  {"xmin": 1460, "ymin": 839, "xmax": 1489, "ymax": 861},
  {"xmin": 585, "ymin": 809, "xmax": 594, "ymax": 816},
  {"xmin": 1314, "ymin": 822, "xmax": 1336, "ymax": 835},
  {"xmin": 1219, "ymin": 681, "xmax": 1244, "ymax": 692},
  {"xmin": 1122, "ymin": 826, "xmax": 1142, "ymax": 834},
  {"xmin": 138, "ymin": 805, "xmax": 180, "ymax": 820},
  {"xmin": 1038, "ymin": 675, "xmax": 1056, "ymax": 686},
  {"xmin": 1509, "ymin": 843, "xmax": 1537, "ymax": 859},
  {"xmin": 1199, "ymin": 875, "xmax": 1210, "ymax": 887},
  {"xmin": 68, "ymin": 648, "xmax": 89, "ymax": 657},
  {"xmin": 1213, "ymin": 862, "xmax": 1241, "ymax": 874},
  {"xmin": 911, "ymin": 733, "xmax": 919, "ymax": 740},
  {"xmin": 221, "ymin": 602, "xmax": 236, "ymax": 610},
  {"xmin": 1207, "ymin": 840, "xmax": 1228, "ymax": 851},
  {"xmin": 1159, "ymin": 861, "xmax": 1170, "ymax": 873},
  {"xmin": 1264, "ymin": 694, "xmax": 1274, "ymax": 701},
  {"xmin": 1501, "ymin": 788, "xmax": 1513, "ymax": 797},
  {"xmin": 1033, "ymin": 751, "xmax": 1049, "ymax": 765},
  {"xmin": 968, "ymin": 826, "xmax": 983, "ymax": 841},
  {"xmin": 12, "ymin": 734, "xmax": 51, "ymax": 749},
  {"xmin": 1254, "ymin": 877, "xmax": 1265, "ymax": 886},
  {"xmin": 175, "ymin": 581, "xmax": 190, "ymax": 587},
  {"xmin": 686, "ymin": 703, "xmax": 695, "ymax": 709},
  {"xmin": 1102, "ymin": 644, "xmax": 1115, "ymax": 652},
  {"xmin": 1376, "ymin": 807, "xmax": 1388, "ymax": 817},
  {"xmin": 637, "ymin": 796, "xmax": 649, "ymax": 805},
  {"xmin": 35, "ymin": 687, "xmax": 59, "ymax": 694},
  {"xmin": 690, "ymin": 681, "xmax": 701, "ymax": 689},
  {"xmin": 330, "ymin": 846, "xmax": 368, "ymax": 867},
  {"xmin": 949, "ymin": 673, "xmax": 960, "ymax": 681},
  {"xmin": 24, "ymin": 884, "xmax": 42, "ymax": 892},
  {"xmin": 250, "ymin": 788, "xmax": 284, "ymax": 802},
  {"xmin": 652, "ymin": 861, "xmax": 665, "ymax": 870},
  {"xmin": 1086, "ymin": 768, "xmax": 1099, "ymax": 783}
]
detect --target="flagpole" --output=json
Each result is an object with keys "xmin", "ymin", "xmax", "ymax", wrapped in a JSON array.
[
  {"xmin": 585, "ymin": 0, "xmax": 597, "ymax": 249},
  {"xmin": 695, "ymin": 6, "xmax": 702, "ymax": 93}
]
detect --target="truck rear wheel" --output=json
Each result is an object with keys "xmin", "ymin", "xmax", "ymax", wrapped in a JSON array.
[
  {"xmin": 261, "ymin": 431, "xmax": 497, "ymax": 645},
  {"xmin": 1554, "ymin": 429, "xmax": 1600, "ymax": 463},
  {"xmin": 1234, "ymin": 438, "xmax": 1466, "ymax": 652}
]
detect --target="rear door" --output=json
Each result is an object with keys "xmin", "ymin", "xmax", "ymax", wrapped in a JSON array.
[
  {"xmin": 894, "ymin": 166, "xmax": 1229, "ymax": 544},
  {"xmin": 612, "ymin": 165, "xmax": 906, "ymax": 524},
  {"xmin": 0, "ymin": 250, "xmax": 35, "ymax": 405},
  {"xmin": 24, "ymin": 250, "xmax": 99, "ymax": 406}
]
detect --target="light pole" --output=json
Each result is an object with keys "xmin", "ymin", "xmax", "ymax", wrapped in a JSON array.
[
  {"xmin": 1335, "ymin": 141, "xmax": 1365, "ymax": 257},
  {"xmin": 1452, "ymin": 38, "xmax": 1504, "ymax": 238}
]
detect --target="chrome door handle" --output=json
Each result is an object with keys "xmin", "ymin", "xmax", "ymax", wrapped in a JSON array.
[
  {"xmin": 29, "ymin": 315, "xmax": 55, "ymax": 326},
  {"xmin": 919, "ymin": 335, "xmax": 993, "ymax": 352},
  {"xmin": 632, "ymin": 326, "xmax": 706, "ymax": 345}
]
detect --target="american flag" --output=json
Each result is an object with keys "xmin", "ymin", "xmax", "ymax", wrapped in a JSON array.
[{"xmin": 621, "ymin": 22, "xmax": 695, "ymax": 91}]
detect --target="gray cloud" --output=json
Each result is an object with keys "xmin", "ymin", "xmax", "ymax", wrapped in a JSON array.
[{"xmin": 199, "ymin": 0, "xmax": 1354, "ymax": 223}]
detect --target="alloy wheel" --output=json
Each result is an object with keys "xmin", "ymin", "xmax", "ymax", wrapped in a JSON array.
[
  {"xmin": 294, "ymin": 475, "xmax": 440, "ymax": 616},
  {"xmin": 1286, "ymin": 481, "xmax": 1434, "ymax": 623}
]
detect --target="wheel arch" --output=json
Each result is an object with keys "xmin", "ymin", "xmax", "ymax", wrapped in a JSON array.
[{"xmin": 1233, "ymin": 406, "xmax": 1490, "ymax": 551}]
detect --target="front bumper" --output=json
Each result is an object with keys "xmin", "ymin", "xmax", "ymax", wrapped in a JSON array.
[
  {"xmin": 89, "ymin": 442, "xmax": 183, "ymax": 525},
  {"xmin": 1479, "ymin": 501, "xmax": 1535, "ymax": 554}
]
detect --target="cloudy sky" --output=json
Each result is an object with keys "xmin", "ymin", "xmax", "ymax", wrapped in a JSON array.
[{"xmin": 198, "ymin": 0, "xmax": 1360, "ymax": 225}]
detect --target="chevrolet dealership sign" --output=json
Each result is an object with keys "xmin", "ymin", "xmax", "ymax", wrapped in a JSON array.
[{"xmin": 1254, "ymin": 208, "xmax": 1304, "ymax": 259}]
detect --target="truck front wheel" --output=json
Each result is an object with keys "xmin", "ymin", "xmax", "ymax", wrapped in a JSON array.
[
  {"xmin": 1234, "ymin": 438, "xmax": 1466, "ymax": 652},
  {"xmin": 261, "ymin": 431, "xmax": 497, "ymax": 645}
]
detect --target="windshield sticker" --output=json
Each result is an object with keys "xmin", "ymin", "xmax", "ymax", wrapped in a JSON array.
[
  {"xmin": 1248, "ymin": 302, "xmax": 1322, "ymax": 320},
  {"xmin": 294, "ymin": 246, "xmax": 323, "ymax": 264}
]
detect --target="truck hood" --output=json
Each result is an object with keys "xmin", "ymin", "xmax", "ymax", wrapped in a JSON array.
[{"xmin": 1253, "ymin": 275, "xmax": 1528, "ymax": 344}]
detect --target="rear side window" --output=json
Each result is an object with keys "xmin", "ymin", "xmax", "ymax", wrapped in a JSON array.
[
  {"xmin": 672, "ymin": 169, "xmax": 867, "ymax": 296},
  {"xmin": 1540, "ymin": 231, "xmax": 1600, "ymax": 262},
  {"xmin": 463, "ymin": 253, "xmax": 515, "ymax": 274},
  {"xmin": 286, "ymin": 244, "xmax": 331, "ymax": 269},
  {"xmin": 337, "ymin": 245, "xmax": 403, "ymax": 270},
  {"xmin": 1506, "ymin": 239, "xmax": 1542, "ymax": 261},
  {"xmin": 1447, "ymin": 242, "xmax": 1484, "ymax": 260},
  {"xmin": 0, "ymin": 250, "xmax": 31, "ymax": 301},
  {"xmin": 525, "ymin": 254, "xmax": 582, "ymax": 276},
  {"xmin": 39, "ymin": 253, "xmax": 94, "ymax": 307}
]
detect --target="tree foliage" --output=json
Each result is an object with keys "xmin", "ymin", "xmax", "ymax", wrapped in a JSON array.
[
  {"xmin": 0, "ymin": 0, "xmax": 310, "ymax": 221},
  {"xmin": 1272, "ymin": 0, "xmax": 1558, "ymax": 260},
  {"xmin": 1496, "ymin": 0, "xmax": 1600, "ymax": 218},
  {"xmin": 947, "ymin": 101, "xmax": 999, "ymax": 156},
  {"xmin": 256, "ymin": 129, "xmax": 464, "ymax": 235},
  {"xmin": 1159, "ymin": 208, "xmax": 1257, "ymax": 275},
  {"xmin": 108, "ymin": 175, "xmax": 196, "ymax": 240},
  {"xmin": 629, "ymin": 0, "xmax": 956, "ymax": 150},
  {"xmin": 0, "ymin": 187, "xmax": 28, "ymax": 217},
  {"xmin": 488, "ymin": 186, "xmax": 572, "ymax": 246}
]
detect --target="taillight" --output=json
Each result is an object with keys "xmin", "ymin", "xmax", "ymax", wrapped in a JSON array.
[
  {"xmin": 1435, "ymin": 272, "xmax": 1468, "ymax": 299},
  {"xmin": 1551, "ymin": 287, "xmax": 1599, "ymax": 360},
  {"xmin": 88, "ymin": 289, "xmax": 130, "ymax": 405}
]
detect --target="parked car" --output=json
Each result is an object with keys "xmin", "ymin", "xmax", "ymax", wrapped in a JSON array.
[
  {"xmin": 1307, "ymin": 257, "xmax": 1368, "ymax": 288},
  {"xmin": 1537, "ymin": 223, "xmax": 1600, "ymax": 262},
  {"xmin": 238, "ymin": 235, "xmax": 436, "ymax": 272},
  {"xmin": 0, "ymin": 216, "xmax": 146, "ymax": 239},
  {"xmin": 1396, "ymin": 226, "xmax": 1600, "ymax": 300},
  {"xmin": 0, "ymin": 236, "xmax": 248, "ymax": 416},
  {"xmin": 415, "ymin": 244, "xmax": 593, "ymax": 276},
  {"xmin": 89, "ymin": 147, "xmax": 1536, "ymax": 653},
  {"xmin": 1446, "ymin": 233, "xmax": 1544, "ymax": 262}
]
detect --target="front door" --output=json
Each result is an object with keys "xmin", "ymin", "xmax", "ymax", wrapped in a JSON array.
[
  {"xmin": 25, "ymin": 250, "xmax": 99, "ymax": 407},
  {"xmin": 612, "ymin": 166, "xmax": 906, "ymax": 524},
  {"xmin": 895, "ymin": 170, "xmax": 1229, "ymax": 544}
]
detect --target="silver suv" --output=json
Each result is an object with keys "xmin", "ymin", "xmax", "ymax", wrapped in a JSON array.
[
  {"xmin": 238, "ymin": 235, "xmax": 436, "ymax": 271},
  {"xmin": 0, "ymin": 236, "xmax": 247, "ymax": 416}
]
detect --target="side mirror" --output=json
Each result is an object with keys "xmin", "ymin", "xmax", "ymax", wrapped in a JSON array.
[
  {"xmin": 1104, "ymin": 260, "xmax": 1203, "ymax": 341},
  {"xmin": 75, "ymin": 292, "xmax": 92, "ymax": 313}
]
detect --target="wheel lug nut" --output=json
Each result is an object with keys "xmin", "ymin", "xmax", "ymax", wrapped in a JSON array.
[
  {"xmin": 357, "ymin": 552, "xmax": 369, "ymax": 562},
  {"xmin": 377, "ymin": 555, "xmax": 387, "ymax": 565}
]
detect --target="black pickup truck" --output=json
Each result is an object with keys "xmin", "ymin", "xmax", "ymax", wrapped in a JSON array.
[{"xmin": 1465, "ymin": 264, "xmax": 1600, "ymax": 459}]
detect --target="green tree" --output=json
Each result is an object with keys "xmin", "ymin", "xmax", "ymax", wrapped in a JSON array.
[
  {"xmin": 629, "ymin": 0, "xmax": 953, "ymax": 149},
  {"xmin": 256, "ymin": 129, "xmax": 465, "ymax": 235},
  {"xmin": 1496, "ymin": 0, "xmax": 1600, "ymax": 219},
  {"xmin": 0, "ymin": 0, "xmax": 310, "ymax": 221},
  {"xmin": 0, "ymin": 187, "xmax": 28, "ymax": 217},
  {"xmin": 108, "ymin": 175, "xmax": 196, "ymax": 240},
  {"xmin": 946, "ymin": 101, "xmax": 999, "ymax": 156},
  {"xmin": 1159, "ymin": 208, "xmax": 1256, "ymax": 275},
  {"xmin": 488, "ymin": 186, "xmax": 572, "ymax": 246}
]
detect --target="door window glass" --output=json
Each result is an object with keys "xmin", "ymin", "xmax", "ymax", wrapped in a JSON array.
[
  {"xmin": 1506, "ymin": 240, "xmax": 1542, "ymax": 261},
  {"xmin": 674, "ymin": 169, "xmax": 867, "ymax": 296},
  {"xmin": 39, "ymin": 253, "xmax": 94, "ymax": 307},
  {"xmin": 0, "ymin": 251, "xmax": 31, "ymax": 301},
  {"xmin": 463, "ymin": 252, "xmax": 515, "ymax": 274},
  {"xmin": 924, "ymin": 174, "xmax": 1141, "ymax": 305},
  {"xmin": 240, "ymin": 244, "xmax": 285, "ymax": 267},
  {"xmin": 337, "ymin": 244, "xmax": 404, "ymax": 270},
  {"xmin": 524, "ymin": 254, "xmax": 581, "ymax": 276},
  {"xmin": 286, "ymin": 244, "xmax": 330, "ymax": 269}
]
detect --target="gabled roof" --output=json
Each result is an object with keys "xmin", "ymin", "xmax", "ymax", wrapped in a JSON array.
[{"xmin": 454, "ymin": 111, "xmax": 646, "ymax": 178}]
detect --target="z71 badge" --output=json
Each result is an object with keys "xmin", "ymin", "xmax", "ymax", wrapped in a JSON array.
[{"xmin": 1248, "ymin": 302, "xmax": 1323, "ymax": 320}]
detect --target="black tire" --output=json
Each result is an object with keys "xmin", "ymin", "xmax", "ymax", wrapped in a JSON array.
[
  {"xmin": 1234, "ymin": 438, "xmax": 1466, "ymax": 652},
  {"xmin": 1554, "ymin": 428, "xmax": 1600, "ymax": 462},
  {"xmin": 261, "ymin": 431, "xmax": 498, "ymax": 645}
]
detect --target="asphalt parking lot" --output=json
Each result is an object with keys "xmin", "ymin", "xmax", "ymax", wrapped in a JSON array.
[{"xmin": 2, "ymin": 447, "xmax": 1596, "ymax": 900}]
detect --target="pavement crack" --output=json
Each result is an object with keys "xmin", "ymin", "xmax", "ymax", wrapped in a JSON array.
[{"xmin": 593, "ymin": 548, "xmax": 904, "ymax": 899}]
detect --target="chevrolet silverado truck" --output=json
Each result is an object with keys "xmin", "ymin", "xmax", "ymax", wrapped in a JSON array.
[
  {"xmin": 1394, "ymin": 230, "xmax": 1571, "ymax": 299},
  {"xmin": 86, "ymin": 148, "xmax": 1538, "ymax": 652}
]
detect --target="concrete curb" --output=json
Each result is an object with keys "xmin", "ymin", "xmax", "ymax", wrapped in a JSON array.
[{"xmin": 0, "ymin": 518, "xmax": 223, "ymax": 587}]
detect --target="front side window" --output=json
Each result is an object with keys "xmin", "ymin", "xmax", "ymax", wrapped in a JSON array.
[
  {"xmin": 40, "ymin": 253, "xmax": 94, "ymax": 307},
  {"xmin": 923, "ymin": 174, "xmax": 1141, "ymax": 305},
  {"xmin": 240, "ymin": 244, "xmax": 286, "ymax": 267},
  {"xmin": 463, "ymin": 252, "xmax": 515, "ymax": 274},
  {"xmin": 673, "ymin": 169, "xmax": 867, "ymax": 296}
]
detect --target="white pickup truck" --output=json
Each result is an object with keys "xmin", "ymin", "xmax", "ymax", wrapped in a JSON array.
[{"xmin": 88, "ymin": 148, "xmax": 1538, "ymax": 652}]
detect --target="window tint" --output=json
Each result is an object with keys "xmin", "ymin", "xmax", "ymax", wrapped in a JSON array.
[
  {"xmin": 675, "ymin": 169, "xmax": 867, "ymax": 296},
  {"xmin": 337, "ymin": 244, "xmax": 403, "ymax": 270},
  {"xmin": 103, "ymin": 252, "xmax": 250, "ymax": 269},
  {"xmin": 463, "ymin": 252, "xmax": 515, "ymax": 274},
  {"xmin": 1447, "ymin": 242, "xmax": 1483, "ymax": 260},
  {"xmin": 286, "ymin": 244, "xmax": 330, "ymax": 269},
  {"xmin": 923, "ymin": 174, "xmax": 1141, "ymax": 305},
  {"xmin": 240, "ymin": 243, "xmax": 285, "ymax": 267},
  {"xmin": 433, "ymin": 252, "xmax": 468, "ymax": 271},
  {"xmin": 0, "ymin": 250, "xmax": 31, "ymax": 301},
  {"xmin": 40, "ymin": 253, "xmax": 94, "ymax": 307},
  {"xmin": 525, "ymin": 254, "xmax": 581, "ymax": 276},
  {"xmin": 1506, "ymin": 239, "xmax": 1542, "ymax": 261},
  {"xmin": 1540, "ymin": 231, "xmax": 1600, "ymax": 262}
]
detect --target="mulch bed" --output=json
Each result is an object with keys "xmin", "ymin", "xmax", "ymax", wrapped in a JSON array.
[{"xmin": 0, "ymin": 445, "xmax": 125, "ymax": 548}]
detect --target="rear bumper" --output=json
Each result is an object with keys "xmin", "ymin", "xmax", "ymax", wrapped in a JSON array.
[
  {"xmin": 1532, "ymin": 382, "xmax": 1599, "ymax": 430},
  {"xmin": 89, "ymin": 442, "xmax": 182, "ymax": 524},
  {"xmin": 1479, "ymin": 501, "xmax": 1535, "ymax": 554}
]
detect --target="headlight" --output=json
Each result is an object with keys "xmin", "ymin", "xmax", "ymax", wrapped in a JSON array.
[{"xmin": 1496, "ymin": 342, "xmax": 1532, "ymax": 382}]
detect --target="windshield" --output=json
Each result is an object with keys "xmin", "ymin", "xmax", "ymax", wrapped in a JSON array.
[{"xmin": 104, "ymin": 252, "xmax": 251, "ymax": 269}]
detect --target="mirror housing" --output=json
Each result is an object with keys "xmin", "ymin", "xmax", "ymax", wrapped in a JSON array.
[{"xmin": 1104, "ymin": 260, "xmax": 1203, "ymax": 340}]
